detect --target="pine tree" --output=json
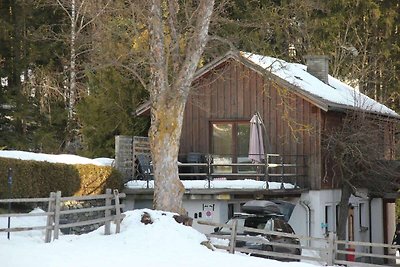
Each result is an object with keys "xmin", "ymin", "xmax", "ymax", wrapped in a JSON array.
[{"xmin": 77, "ymin": 68, "xmax": 149, "ymax": 157}]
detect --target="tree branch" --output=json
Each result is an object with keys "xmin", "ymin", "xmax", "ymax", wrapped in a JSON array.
[{"xmin": 173, "ymin": 0, "xmax": 215, "ymax": 97}]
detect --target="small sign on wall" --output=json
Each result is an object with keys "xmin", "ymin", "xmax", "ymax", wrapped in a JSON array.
[{"xmin": 202, "ymin": 204, "xmax": 215, "ymax": 219}]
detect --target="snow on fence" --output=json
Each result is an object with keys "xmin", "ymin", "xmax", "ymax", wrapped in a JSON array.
[
  {"xmin": 0, "ymin": 188, "xmax": 125, "ymax": 242},
  {"xmin": 198, "ymin": 220, "xmax": 400, "ymax": 266}
]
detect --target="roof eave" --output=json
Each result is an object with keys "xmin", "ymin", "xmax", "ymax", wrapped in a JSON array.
[{"xmin": 326, "ymin": 102, "xmax": 400, "ymax": 120}]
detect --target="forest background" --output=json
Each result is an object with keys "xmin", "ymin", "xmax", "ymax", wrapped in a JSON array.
[{"xmin": 0, "ymin": 1, "xmax": 399, "ymax": 164}]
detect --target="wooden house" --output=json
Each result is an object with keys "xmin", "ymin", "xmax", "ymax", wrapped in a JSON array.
[{"xmin": 127, "ymin": 51, "xmax": 399, "ymax": 258}]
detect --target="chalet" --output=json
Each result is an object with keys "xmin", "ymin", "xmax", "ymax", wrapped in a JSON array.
[{"xmin": 120, "ymin": 51, "xmax": 399, "ymax": 259}]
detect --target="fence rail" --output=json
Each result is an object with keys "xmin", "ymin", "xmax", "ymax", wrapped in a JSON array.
[
  {"xmin": 0, "ymin": 189, "xmax": 125, "ymax": 242},
  {"xmin": 197, "ymin": 219, "xmax": 400, "ymax": 266}
]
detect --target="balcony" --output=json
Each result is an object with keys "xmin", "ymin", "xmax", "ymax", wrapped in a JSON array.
[
  {"xmin": 115, "ymin": 136, "xmax": 309, "ymax": 193},
  {"xmin": 132, "ymin": 153, "xmax": 307, "ymax": 190}
]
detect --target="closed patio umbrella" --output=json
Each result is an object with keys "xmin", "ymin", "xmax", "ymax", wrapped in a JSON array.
[{"xmin": 248, "ymin": 113, "xmax": 265, "ymax": 163}]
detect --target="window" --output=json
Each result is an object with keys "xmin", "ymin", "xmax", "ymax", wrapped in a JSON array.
[
  {"xmin": 228, "ymin": 204, "xmax": 234, "ymax": 219},
  {"xmin": 212, "ymin": 123, "xmax": 233, "ymax": 173},
  {"xmin": 325, "ymin": 205, "xmax": 335, "ymax": 234},
  {"xmin": 211, "ymin": 121, "xmax": 250, "ymax": 173},
  {"xmin": 359, "ymin": 202, "xmax": 366, "ymax": 227},
  {"xmin": 336, "ymin": 205, "xmax": 340, "ymax": 230}
]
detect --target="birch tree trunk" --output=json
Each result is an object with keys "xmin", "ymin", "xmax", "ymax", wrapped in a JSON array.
[
  {"xmin": 69, "ymin": 0, "xmax": 76, "ymax": 121},
  {"xmin": 148, "ymin": 0, "xmax": 214, "ymax": 214}
]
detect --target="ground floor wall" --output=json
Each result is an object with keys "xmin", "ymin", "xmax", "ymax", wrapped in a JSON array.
[
  {"xmin": 298, "ymin": 189, "xmax": 396, "ymax": 263},
  {"xmin": 123, "ymin": 189, "xmax": 395, "ymax": 257}
]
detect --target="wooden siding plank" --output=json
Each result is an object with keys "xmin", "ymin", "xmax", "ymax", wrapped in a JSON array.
[
  {"xmin": 231, "ymin": 62, "xmax": 238, "ymax": 118},
  {"xmin": 201, "ymin": 82, "xmax": 211, "ymax": 154},
  {"xmin": 243, "ymin": 66, "xmax": 251, "ymax": 118},
  {"xmin": 303, "ymin": 101, "xmax": 313, "ymax": 188},
  {"xmin": 185, "ymin": 91, "xmax": 193, "ymax": 153},
  {"xmin": 217, "ymin": 72, "xmax": 225, "ymax": 118},
  {"xmin": 270, "ymin": 83, "xmax": 277, "ymax": 153},
  {"xmin": 256, "ymin": 73, "xmax": 263, "ymax": 115},
  {"xmin": 225, "ymin": 63, "xmax": 231, "ymax": 118},
  {"xmin": 192, "ymin": 89, "xmax": 199, "ymax": 152},
  {"xmin": 211, "ymin": 73, "xmax": 218, "ymax": 119},
  {"xmin": 249, "ymin": 69, "xmax": 257, "ymax": 117},
  {"xmin": 315, "ymin": 109, "xmax": 322, "ymax": 189},
  {"xmin": 276, "ymin": 86, "xmax": 283, "ymax": 154},
  {"xmin": 265, "ymin": 81, "xmax": 273, "ymax": 153},
  {"xmin": 238, "ymin": 63, "xmax": 244, "ymax": 117}
]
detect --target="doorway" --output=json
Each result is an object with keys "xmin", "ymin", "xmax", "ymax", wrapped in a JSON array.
[{"xmin": 211, "ymin": 121, "xmax": 250, "ymax": 173}]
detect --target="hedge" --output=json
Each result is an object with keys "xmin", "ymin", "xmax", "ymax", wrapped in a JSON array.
[{"xmin": 0, "ymin": 158, "xmax": 123, "ymax": 198}]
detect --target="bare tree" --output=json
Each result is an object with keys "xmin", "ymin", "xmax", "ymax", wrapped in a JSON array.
[
  {"xmin": 54, "ymin": 0, "xmax": 110, "ymax": 120},
  {"xmin": 323, "ymin": 109, "xmax": 399, "ymax": 244},
  {"xmin": 84, "ymin": 0, "xmax": 220, "ymax": 213},
  {"xmin": 146, "ymin": 0, "xmax": 214, "ymax": 214},
  {"xmin": 28, "ymin": 0, "xmax": 112, "ymax": 151}
]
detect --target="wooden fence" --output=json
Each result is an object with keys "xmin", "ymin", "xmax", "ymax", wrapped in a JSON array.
[
  {"xmin": 198, "ymin": 220, "xmax": 400, "ymax": 266},
  {"xmin": 0, "ymin": 188, "xmax": 125, "ymax": 243}
]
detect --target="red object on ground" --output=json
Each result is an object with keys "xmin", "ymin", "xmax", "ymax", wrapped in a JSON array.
[{"xmin": 346, "ymin": 248, "xmax": 355, "ymax": 261}]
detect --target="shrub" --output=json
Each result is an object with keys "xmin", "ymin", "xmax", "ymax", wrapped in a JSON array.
[{"xmin": 0, "ymin": 158, "xmax": 122, "ymax": 198}]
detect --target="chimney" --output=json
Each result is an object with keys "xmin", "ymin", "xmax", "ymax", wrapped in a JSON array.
[{"xmin": 304, "ymin": 55, "xmax": 329, "ymax": 84}]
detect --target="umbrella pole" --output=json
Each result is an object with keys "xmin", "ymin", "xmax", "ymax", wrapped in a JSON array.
[{"xmin": 255, "ymin": 112, "xmax": 269, "ymax": 189}]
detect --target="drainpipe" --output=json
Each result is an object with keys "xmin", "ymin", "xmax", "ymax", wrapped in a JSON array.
[
  {"xmin": 369, "ymin": 198, "xmax": 372, "ymax": 254},
  {"xmin": 300, "ymin": 201, "xmax": 311, "ymax": 247}
]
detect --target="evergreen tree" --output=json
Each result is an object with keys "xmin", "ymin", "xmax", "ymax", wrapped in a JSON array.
[
  {"xmin": 77, "ymin": 68, "xmax": 149, "ymax": 157},
  {"xmin": 0, "ymin": 0, "xmax": 68, "ymax": 151}
]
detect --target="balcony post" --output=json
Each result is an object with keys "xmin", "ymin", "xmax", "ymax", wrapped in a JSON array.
[
  {"xmin": 294, "ymin": 156, "xmax": 298, "ymax": 187},
  {"xmin": 206, "ymin": 154, "xmax": 212, "ymax": 189},
  {"xmin": 264, "ymin": 154, "xmax": 269, "ymax": 189},
  {"xmin": 280, "ymin": 156, "xmax": 284, "ymax": 189}
]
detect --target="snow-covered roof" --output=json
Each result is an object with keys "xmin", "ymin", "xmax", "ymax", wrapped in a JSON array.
[
  {"xmin": 240, "ymin": 52, "xmax": 398, "ymax": 118},
  {"xmin": 137, "ymin": 51, "xmax": 399, "ymax": 118}
]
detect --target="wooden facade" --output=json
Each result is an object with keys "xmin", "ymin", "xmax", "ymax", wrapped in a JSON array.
[
  {"xmin": 178, "ymin": 58, "xmax": 397, "ymax": 191},
  {"xmin": 180, "ymin": 59, "xmax": 322, "ymax": 189}
]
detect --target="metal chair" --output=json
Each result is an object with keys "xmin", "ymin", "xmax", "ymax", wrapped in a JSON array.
[{"xmin": 135, "ymin": 154, "xmax": 153, "ymax": 181}]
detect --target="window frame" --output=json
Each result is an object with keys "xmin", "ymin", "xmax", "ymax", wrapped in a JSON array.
[{"xmin": 209, "ymin": 119, "xmax": 251, "ymax": 173}]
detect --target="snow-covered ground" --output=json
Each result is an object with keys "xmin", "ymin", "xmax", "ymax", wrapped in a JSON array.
[
  {"xmin": 0, "ymin": 208, "xmax": 326, "ymax": 267},
  {"xmin": 0, "ymin": 150, "xmax": 326, "ymax": 266}
]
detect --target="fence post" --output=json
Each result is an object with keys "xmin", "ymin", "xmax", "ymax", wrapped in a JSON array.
[
  {"xmin": 45, "ymin": 192, "xmax": 56, "ymax": 243},
  {"xmin": 104, "ymin": 188, "xmax": 112, "ymax": 235},
  {"xmin": 53, "ymin": 191, "xmax": 62, "ymax": 240},
  {"xmin": 326, "ymin": 231, "xmax": 336, "ymax": 266},
  {"xmin": 7, "ymin": 168, "xmax": 12, "ymax": 240},
  {"xmin": 113, "ymin": 189, "xmax": 121, "ymax": 234},
  {"xmin": 229, "ymin": 219, "xmax": 238, "ymax": 254}
]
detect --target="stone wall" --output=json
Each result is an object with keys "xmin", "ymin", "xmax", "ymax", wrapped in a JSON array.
[{"xmin": 60, "ymin": 200, "xmax": 108, "ymax": 235}]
